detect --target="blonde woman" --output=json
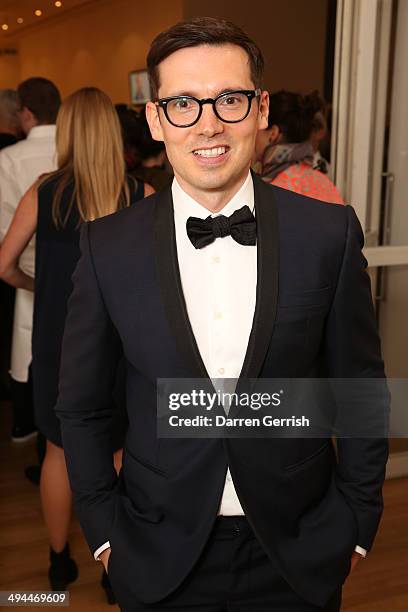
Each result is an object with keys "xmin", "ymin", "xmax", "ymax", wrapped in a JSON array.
[{"xmin": 0, "ymin": 87, "xmax": 153, "ymax": 601}]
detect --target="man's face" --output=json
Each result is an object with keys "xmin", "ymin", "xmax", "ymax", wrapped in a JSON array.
[{"xmin": 146, "ymin": 44, "xmax": 269, "ymax": 201}]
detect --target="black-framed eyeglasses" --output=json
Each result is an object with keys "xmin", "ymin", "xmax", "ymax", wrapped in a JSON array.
[{"xmin": 155, "ymin": 89, "xmax": 261, "ymax": 128}]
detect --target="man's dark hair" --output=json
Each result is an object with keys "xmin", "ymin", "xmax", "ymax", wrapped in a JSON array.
[
  {"xmin": 116, "ymin": 105, "xmax": 164, "ymax": 161},
  {"xmin": 268, "ymin": 90, "xmax": 324, "ymax": 143},
  {"xmin": 147, "ymin": 17, "xmax": 264, "ymax": 99},
  {"xmin": 135, "ymin": 110, "xmax": 165, "ymax": 160},
  {"xmin": 17, "ymin": 77, "xmax": 61, "ymax": 124}
]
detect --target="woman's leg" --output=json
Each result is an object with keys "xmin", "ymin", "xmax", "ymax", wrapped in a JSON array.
[{"xmin": 40, "ymin": 440, "xmax": 72, "ymax": 551}]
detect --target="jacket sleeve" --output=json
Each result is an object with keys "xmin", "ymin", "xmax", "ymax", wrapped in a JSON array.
[
  {"xmin": 324, "ymin": 204, "xmax": 389, "ymax": 551},
  {"xmin": 55, "ymin": 221, "xmax": 122, "ymax": 555}
]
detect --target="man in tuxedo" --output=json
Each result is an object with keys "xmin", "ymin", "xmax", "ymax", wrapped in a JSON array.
[{"xmin": 56, "ymin": 17, "xmax": 388, "ymax": 612}]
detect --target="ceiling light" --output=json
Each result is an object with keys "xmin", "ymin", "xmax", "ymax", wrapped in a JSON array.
[
  {"xmin": 1, "ymin": 24, "xmax": 9, "ymax": 31},
  {"xmin": 55, "ymin": 1, "xmax": 63, "ymax": 6},
  {"xmin": 34, "ymin": 9, "xmax": 42, "ymax": 17},
  {"xmin": 17, "ymin": 17, "xmax": 24, "ymax": 24}
]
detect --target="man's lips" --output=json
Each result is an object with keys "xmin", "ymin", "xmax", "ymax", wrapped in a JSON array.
[{"xmin": 192, "ymin": 145, "xmax": 230, "ymax": 158}]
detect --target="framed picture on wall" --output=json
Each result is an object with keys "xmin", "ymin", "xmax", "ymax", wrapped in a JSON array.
[{"xmin": 129, "ymin": 69, "xmax": 151, "ymax": 104}]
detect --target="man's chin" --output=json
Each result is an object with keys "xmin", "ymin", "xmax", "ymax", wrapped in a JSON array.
[{"xmin": 190, "ymin": 167, "xmax": 245, "ymax": 192}]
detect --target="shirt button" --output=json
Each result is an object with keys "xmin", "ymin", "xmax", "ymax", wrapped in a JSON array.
[
  {"xmin": 214, "ymin": 311, "xmax": 222, "ymax": 319},
  {"xmin": 212, "ymin": 255, "xmax": 220, "ymax": 264},
  {"xmin": 226, "ymin": 470, "xmax": 232, "ymax": 481},
  {"xmin": 218, "ymin": 367, "xmax": 225, "ymax": 375}
]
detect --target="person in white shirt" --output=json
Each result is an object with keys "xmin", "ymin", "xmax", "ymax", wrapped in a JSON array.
[
  {"xmin": 55, "ymin": 17, "xmax": 388, "ymax": 612},
  {"xmin": 0, "ymin": 89, "xmax": 21, "ymax": 401},
  {"xmin": 0, "ymin": 77, "xmax": 60, "ymax": 441}
]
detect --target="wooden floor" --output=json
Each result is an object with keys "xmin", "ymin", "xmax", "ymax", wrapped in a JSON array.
[{"xmin": 1, "ymin": 400, "xmax": 407, "ymax": 611}]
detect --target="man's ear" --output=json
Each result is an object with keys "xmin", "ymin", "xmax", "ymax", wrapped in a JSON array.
[
  {"xmin": 257, "ymin": 90, "xmax": 269, "ymax": 130},
  {"xmin": 20, "ymin": 106, "xmax": 37, "ymax": 133},
  {"xmin": 269, "ymin": 124, "xmax": 281, "ymax": 145},
  {"xmin": 145, "ymin": 102, "xmax": 164, "ymax": 142}
]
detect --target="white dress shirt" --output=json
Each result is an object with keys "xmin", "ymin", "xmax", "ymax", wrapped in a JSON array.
[
  {"xmin": 0, "ymin": 125, "xmax": 57, "ymax": 382},
  {"xmin": 173, "ymin": 172, "xmax": 256, "ymax": 515},
  {"xmin": 94, "ymin": 171, "xmax": 366, "ymax": 559}
]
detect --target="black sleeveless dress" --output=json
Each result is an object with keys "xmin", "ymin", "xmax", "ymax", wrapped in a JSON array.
[{"xmin": 32, "ymin": 175, "xmax": 145, "ymax": 448}]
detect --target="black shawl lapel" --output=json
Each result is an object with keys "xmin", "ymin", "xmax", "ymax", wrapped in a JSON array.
[
  {"xmin": 238, "ymin": 173, "xmax": 280, "ymax": 381},
  {"xmin": 153, "ymin": 187, "xmax": 209, "ymax": 380}
]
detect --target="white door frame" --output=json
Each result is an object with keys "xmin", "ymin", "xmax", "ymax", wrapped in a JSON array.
[{"xmin": 332, "ymin": 0, "xmax": 408, "ymax": 478}]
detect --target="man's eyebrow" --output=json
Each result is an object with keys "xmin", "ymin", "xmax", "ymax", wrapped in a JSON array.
[
  {"xmin": 164, "ymin": 91, "xmax": 198, "ymax": 98},
  {"xmin": 163, "ymin": 87, "xmax": 248, "ymax": 99}
]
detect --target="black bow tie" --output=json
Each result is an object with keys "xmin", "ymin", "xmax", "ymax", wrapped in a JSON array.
[{"xmin": 186, "ymin": 205, "xmax": 257, "ymax": 249}]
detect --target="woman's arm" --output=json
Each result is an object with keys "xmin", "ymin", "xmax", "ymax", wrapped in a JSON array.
[{"xmin": 0, "ymin": 185, "xmax": 38, "ymax": 291}]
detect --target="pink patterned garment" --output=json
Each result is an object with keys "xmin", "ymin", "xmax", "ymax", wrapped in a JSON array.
[{"xmin": 270, "ymin": 162, "xmax": 344, "ymax": 205}]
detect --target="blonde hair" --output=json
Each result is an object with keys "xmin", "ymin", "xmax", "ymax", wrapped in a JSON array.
[{"xmin": 43, "ymin": 87, "xmax": 130, "ymax": 226}]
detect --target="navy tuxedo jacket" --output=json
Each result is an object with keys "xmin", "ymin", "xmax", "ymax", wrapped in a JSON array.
[{"xmin": 56, "ymin": 175, "xmax": 388, "ymax": 609}]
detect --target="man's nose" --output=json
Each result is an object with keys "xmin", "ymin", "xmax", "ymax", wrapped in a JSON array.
[{"xmin": 194, "ymin": 103, "xmax": 224, "ymax": 137}]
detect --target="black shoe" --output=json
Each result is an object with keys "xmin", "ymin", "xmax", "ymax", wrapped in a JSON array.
[
  {"xmin": 48, "ymin": 543, "xmax": 78, "ymax": 591},
  {"xmin": 101, "ymin": 569, "xmax": 116, "ymax": 605},
  {"xmin": 11, "ymin": 425, "xmax": 37, "ymax": 443},
  {"xmin": 24, "ymin": 464, "xmax": 41, "ymax": 485}
]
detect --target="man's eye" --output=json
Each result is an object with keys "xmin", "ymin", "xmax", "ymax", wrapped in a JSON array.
[
  {"xmin": 222, "ymin": 96, "xmax": 240, "ymax": 105},
  {"xmin": 175, "ymin": 99, "xmax": 193, "ymax": 110}
]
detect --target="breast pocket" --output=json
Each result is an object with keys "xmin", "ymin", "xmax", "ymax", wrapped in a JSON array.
[{"xmin": 279, "ymin": 286, "xmax": 333, "ymax": 309}]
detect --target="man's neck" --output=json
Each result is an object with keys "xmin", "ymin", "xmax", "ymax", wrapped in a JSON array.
[
  {"xmin": 26, "ymin": 123, "xmax": 54, "ymax": 138},
  {"xmin": 174, "ymin": 171, "xmax": 251, "ymax": 214}
]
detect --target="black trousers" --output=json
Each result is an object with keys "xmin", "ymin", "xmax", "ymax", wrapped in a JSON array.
[
  {"xmin": 10, "ymin": 367, "xmax": 35, "ymax": 432},
  {"xmin": 121, "ymin": 516, "xmax": 342, "ymax": 611}
]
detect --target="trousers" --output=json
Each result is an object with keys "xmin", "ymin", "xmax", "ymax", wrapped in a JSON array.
[{"xmin": 121, "ymin": 516, "xmax": 342, "ymax": 611}]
